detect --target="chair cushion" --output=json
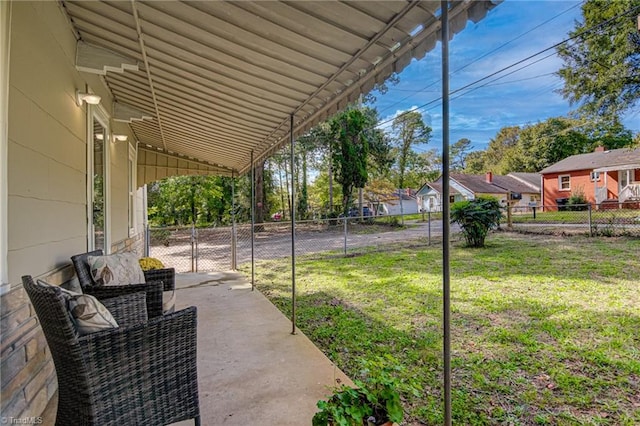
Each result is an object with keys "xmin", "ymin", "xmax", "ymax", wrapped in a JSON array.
[
  {"xmin": 163, "ymin": 290, "xmax": 176, "ymax": 314},
  {"xmin": 36, "ymin": 280, "xmax": 119, "ymax": 336},
  {"xmin": 86, "ymin": 253, "xmax": 146, "ymax": 286}
]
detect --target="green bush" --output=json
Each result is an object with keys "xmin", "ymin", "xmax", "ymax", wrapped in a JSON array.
[
  {"xmin": 567, "ymin": 191, "xmax": 589, "ymax": 211},
  {"xmin": 450, "ymin": 197, "xmax": 502, "ymax": 247}
]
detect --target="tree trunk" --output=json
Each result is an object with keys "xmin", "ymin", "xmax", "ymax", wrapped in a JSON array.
[
  {"xmin": 278, "ymin": 161, "xmax": 286, "ymax": 220},
  {"xmin": 328, "ymin": 146, "xmax": 333, "ymax": 214},
  {"xmin": 283, "ymin": 158, "xmax": 291, "ymax": 220}
]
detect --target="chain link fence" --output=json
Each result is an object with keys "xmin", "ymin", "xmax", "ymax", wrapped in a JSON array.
[
  {"xmin": 148, "ymin": 213, "xmax": 447, "ymax": 273},
  {"xmin": 147, "ymin": 203, "xmax": 640, "ymax": 273},
  {"xmin": 508, "ymin": 203, "xmax": 640, "ymax": 236}
]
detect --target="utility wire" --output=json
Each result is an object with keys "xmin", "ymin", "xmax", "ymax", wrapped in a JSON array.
[
  {"xmin": 375, "ymin": 3, "xmax": 640, "ymax": 129},
  {"xmin": 377, "ymin": 1, "xmax": 583, "ymax": 115}
]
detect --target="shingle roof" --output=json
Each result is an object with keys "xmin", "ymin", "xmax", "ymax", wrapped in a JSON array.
[
  {"xmin": 426, "ymin": 180, "xmax": 460, "ymax": 195},
  {"xmin": 491, "ymin": 175, "xmax": 539, "ymax": 194},
  {"xmin": 508, "ymin": 172, "xmax": 541, "ymax": 191},
  {"xmin": 451, "ymin": 173, "xmax": 503, "ymax": 193},
  {"xmin": 450, "ymin": 173, "xmax": 541, "ymax": 195},
  {"xmin": 539, "ymin": 147, "xmax": 640, "ymax": 174}
]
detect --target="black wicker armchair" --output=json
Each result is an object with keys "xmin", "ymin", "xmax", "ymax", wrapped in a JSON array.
[
  {"xmin": 22, "ymin": 275, "xmax": 200, "ymax": 426},
  {"xmin": 71, "ymin": 250, "xmax": 176, "ymax": 318}
]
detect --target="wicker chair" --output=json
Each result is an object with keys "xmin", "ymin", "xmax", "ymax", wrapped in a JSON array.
[
  {"xmin": 22, "ymin": 275, "xmax": 200, "ymax": 426},
  {"xmin": 71, "ymin": 250, "xmax": 176, "ymax": 318}
]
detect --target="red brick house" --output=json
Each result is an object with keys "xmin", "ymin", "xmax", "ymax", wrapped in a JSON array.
[{"xmin": 539, "ymin": 147, "xmax": 640, "ymax": 210}]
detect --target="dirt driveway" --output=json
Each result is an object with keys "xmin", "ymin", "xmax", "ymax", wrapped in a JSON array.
[{"xmin": 150, "ymin": 220, "xmax": 457, "ymax": 272}]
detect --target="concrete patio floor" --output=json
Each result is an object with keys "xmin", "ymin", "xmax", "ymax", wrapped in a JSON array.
[{"xmin": 171, "ymin": 271, "xmax": 351, "ymax": 426}]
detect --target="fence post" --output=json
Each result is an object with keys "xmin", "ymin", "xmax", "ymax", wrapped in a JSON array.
[
  {"xmin": 231, "ymin": 225, "xmax": 237, "ymax": 270},
  {"xmin": 428, "ymin": 211, "xmax": 431, "ymax": 246},
  {"xmin": 343, "ymin": 216, "xmax": 348, "ymax": 256},
  {"xmin": 195, "ymin": 228, "xmax": 199, "ymax": 272},
  {"xmin": 588, "ymin": 203, "xmax": 593, "ymax": 237},
  {"xmin": 190, "ymin": 225, "xmax": 195, "ymax": 272}
]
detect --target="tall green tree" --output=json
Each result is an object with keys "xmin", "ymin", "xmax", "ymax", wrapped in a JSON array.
[
  {"xmin": 147, "ymin": 175, "xmax": 224, "ymax": 226},
  {"xmin": 329, "ymin": 108, "xmax": 374, "ymax": 215},
  {"xmin": 556, "ymin": 0, "xmax": 640, "ymax": 119},
  {"xmin": 463, "ymin": 126, "xmax": 520, "ymax": 174},
  {"xmin": 390, "ymin": 111, "xmax": 432, "ymax": 189},
  {"xmin": 510, "ymin": 117, "xmax": 589, "ymax": 172},
  {"xmin": 451, "ymin": 138, "xmax": 473, "ymax": 171}
]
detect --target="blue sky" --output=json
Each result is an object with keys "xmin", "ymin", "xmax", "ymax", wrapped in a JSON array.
[{"xmin": 371, "ymin": 0, "xmax": 639, "ymax": 153}]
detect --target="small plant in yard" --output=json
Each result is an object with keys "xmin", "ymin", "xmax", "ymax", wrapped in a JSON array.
[
  {"xmin": 312, "ymin": 357, "xmax": 407, "ymax": 426},
  {"xmin": 450, "ymin": 196, "xmax": 502, "ymax": 247},
  {"xmin": 567, "ymin": 186, "xmax": 588, "ymax": 211}
]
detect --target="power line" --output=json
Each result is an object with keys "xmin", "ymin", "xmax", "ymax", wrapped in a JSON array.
[
  {"xmin": 377, "ymin": 1, "xmax": 583, "ymax": 116},
  {"xmin": 375, "ymin": 3, "xmax": 640, "ymax": 130},
  {"xmin": 480, "ymin": 72, "xmax": 556, "ymax": 88}
]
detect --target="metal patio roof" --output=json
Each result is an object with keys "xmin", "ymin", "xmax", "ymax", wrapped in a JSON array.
[{"xmin": 62, "ymin": 0, "xmax": 499, "ymax": 178}]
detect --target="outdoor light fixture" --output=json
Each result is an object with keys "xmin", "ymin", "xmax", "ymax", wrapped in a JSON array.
[
  {"xmin": 112, "ymin": 134, "xmax": 128, "ymax": 143},
  {"xmin": 76, "ymin": 90, "xmax": 101, "ymax": 106}
]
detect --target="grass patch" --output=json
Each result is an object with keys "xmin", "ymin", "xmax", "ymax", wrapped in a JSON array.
[{"xmin": 247, "ymin": 233, "xmax": 640, "ymax": 425}]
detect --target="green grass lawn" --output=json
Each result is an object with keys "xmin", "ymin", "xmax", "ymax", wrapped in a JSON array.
[{"xmin": 248, "ymin": 233, "xmax": 640, "ymax": 425}]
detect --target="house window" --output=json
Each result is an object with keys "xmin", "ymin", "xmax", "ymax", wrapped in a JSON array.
[
  {"xmin": 128, "ymin": 144, "xmax": 136, "ymax": 236},
  {"xmin": 559, "ymin": 175, "xmax": 570, "ymax": 191},
  {"xmin": 590, "ymin": 171, "xmax": 600, "ymax": 182},
  {"xmin": 449, "ymin": 195, "xmax": 455, "ymax": 203},
  {"xmin": 88, "ymin": 107, "xmax": 110, "ymax": 252}
]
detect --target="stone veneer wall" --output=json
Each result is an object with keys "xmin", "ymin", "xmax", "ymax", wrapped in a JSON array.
[{"xmin": 0, "ymin": 231, "xmax": 146, "ymax": 421}]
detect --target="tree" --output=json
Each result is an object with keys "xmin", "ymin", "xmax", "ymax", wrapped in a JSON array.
[
  {"xmin": 464, "ymin": 151, "xmax": 487, "ymax": 174},
  {"xmin": 463, "ymin": 126, "xmax": 520, "ymax": 174},
  {"xmin": 147, "ymin": 175, "xmax": 224, "ymax": 226},
  {"xmin": 400, "ymin": 150, "xmax": 440, "ymax": 188},
  {"xmin": 363, "ymin": 179, "xmax": 395, "ymax": 216},
  {"xmin": 511, "ymin": 117, "xmax": 589, "ymax": 172},
  {"xmin": 508, "ymin": 117, "xmax": 634, "ymax": 172},
  {"xmin": 390, "ymin": 111, "xmax": 432, "ymax": 189},
  {"xmin": 556, "ymin": 0, "xmax": 640, "ymax": 119},
  {"xmin": 451, "ymin": 138, "xmax": 472, "ymax": 171},
  {"xmin": 330, "ymin": 108, "xmax": 374, "ymax": 216}
]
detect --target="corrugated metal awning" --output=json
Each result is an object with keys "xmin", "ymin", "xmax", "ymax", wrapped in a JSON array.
[{"xmin": 62, "ymin": 0, "xmax": 499, "ymax": 178}]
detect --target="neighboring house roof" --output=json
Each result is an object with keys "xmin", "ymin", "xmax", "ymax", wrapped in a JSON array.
[
  {"xmin": 491, "ymin": 175, "xmax": 539, "ymax": 194},
  {"xmin": 392, "ymin": 189, "xmax": 417, "ymax": 202},
  {"xmin": 421, "ymin": 173, "xmax": 541, "ymax": 197},
  {"xmin": 423, "ymin": 181, "xmax": 460, "ymax": 195},
  {"xmin": 539, "ymin": 147, "xmax": 640, "ymax": 174},
  {"xmin": 378, "ymin": 189, "xmax": 416, "ymax": 205},
  {"xmin": 508, "ymin": 172, "xmax": 541, "ymax": 191},
  {"xmin": 451, "ymin": 173, "xmax": 506, "ymax": 194}
]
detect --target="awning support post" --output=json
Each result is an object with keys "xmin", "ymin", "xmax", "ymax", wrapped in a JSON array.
[
  {"xmin": 441, "ymin": 1, "xmax": 452, "ymax": 426},
  {"xmin": 290, "ymin": 114, "xmax": 297, "ymax": 335},
  {"xmin": 251, "ymin": 150, "xmax": 255, "ymax": 291},
  {"xmin": 231, "ymin": 170, "xmax": 237, "ymax": 270}
]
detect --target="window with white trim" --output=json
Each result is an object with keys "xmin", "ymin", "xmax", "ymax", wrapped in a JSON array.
[
  {"xmin": 128, "ymin": 144, "xmax": 136, "ymax": 236},
  {"xmin": 590, "ymin": 171, "xmax": 600, "ymax": 182},
  {"xmin": 559, "ymin": 175, "xmax": 570, "ymax": 191}
]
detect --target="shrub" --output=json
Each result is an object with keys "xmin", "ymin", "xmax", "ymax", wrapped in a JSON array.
[
  {"xmin": 139, "ymin": 257, "xmax": 165, "ymax": 271},
  {"xmin": 450, "ymin": 197, "xmax": 502, "ymax": 247},
  {"xmin": 567, "ymin": 190, "xmax": 589, "ymax": 211}
]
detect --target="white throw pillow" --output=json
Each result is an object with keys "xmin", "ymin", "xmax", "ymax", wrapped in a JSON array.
[
  {"xmin": 36, "ymin": 280, "xmax": 119, "ymax": 336},
  {"xmin": 87, "ymin": 253, "xmax": 146, "ymax": 286}
]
